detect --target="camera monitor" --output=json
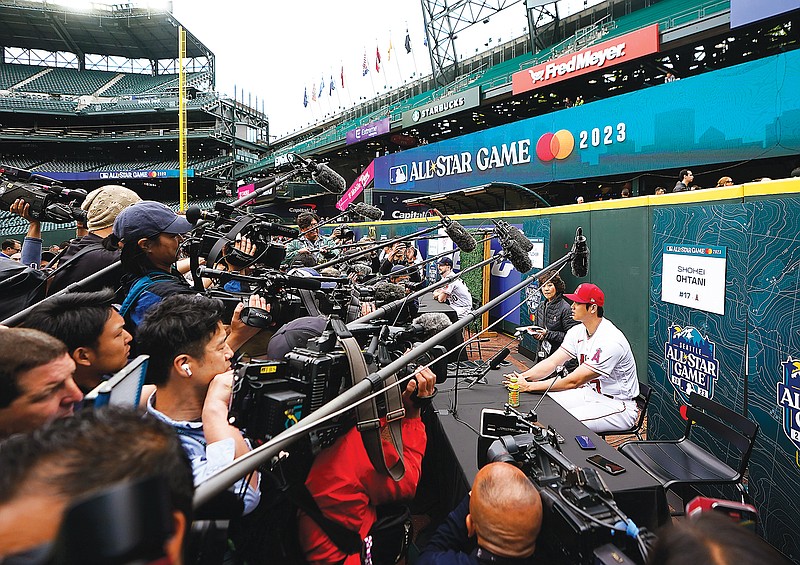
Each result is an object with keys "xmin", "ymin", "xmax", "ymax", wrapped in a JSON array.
[{"xmin": 84, "ymin": 355, "xmax": 149, "ymax": 409}]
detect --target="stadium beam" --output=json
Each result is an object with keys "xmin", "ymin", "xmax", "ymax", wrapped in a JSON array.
[
  {"xmin": 421, "ymin": 0, "xmax": 525, "ymax": 87},
  {"xmin": 526, "ymin": 0, "xmax": 560, "ymax": 55},
  {"xmin": 43, "ymin": 12, "xmax": 85, "ymax": 69}
]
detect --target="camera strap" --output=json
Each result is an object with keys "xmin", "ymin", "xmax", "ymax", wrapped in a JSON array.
[{"xmin": 340, "ymin": 336, "xmax": 406, "ymax": 482}]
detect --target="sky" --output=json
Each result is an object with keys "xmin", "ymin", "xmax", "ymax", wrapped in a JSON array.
[{"xmin": 168, "ymin": 0, "xmax": 596, "ymax": 139}]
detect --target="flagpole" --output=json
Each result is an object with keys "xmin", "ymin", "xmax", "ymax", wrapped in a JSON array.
[
  {"xmin": 408, "ymin": 25, "xmax": 419, "ymax": 79},
  {"xmin": 367, "ymin": 46, "xmax": 377, "ymax": 97},
  {"xmin": 392, "ymin": 30, "xmax": 402, "ymax": 86}
]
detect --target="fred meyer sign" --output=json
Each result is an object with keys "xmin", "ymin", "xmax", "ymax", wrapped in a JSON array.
[
  {"xmin": 402, "ymin": 87, "xmax": 480, "ymax": 128},
  {"xmin": 512, "ymin": 25, "xmax": 659, "ymax": 95}
]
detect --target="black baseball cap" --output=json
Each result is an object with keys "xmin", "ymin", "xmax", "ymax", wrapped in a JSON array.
[{"xmin": 438, "ymin": 257, "xmax": 453, "ymax": 267}]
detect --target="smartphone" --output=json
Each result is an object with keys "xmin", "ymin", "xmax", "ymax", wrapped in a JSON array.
[
  {"xmin": 516, "ymin": 326, "xmax": 545, "ymax": 333},
  {"xmin": 575, "ymin": 435, "xmax": 596, "ymax": 449},
  {"xmin": 586, "ymin": 454, "xmax": 625, "ymax": 475}
]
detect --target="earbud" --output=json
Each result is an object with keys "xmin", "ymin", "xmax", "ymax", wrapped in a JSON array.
[{"xmin": 181, "ymin": 363, "xmax": 192, "ymax": 377}]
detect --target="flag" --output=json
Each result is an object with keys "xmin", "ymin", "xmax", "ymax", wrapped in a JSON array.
[
  {"xmin": 329, "ymin": 75, "xmax": 335, "ymax": 96},
  {"xmin": 319, "ymin": 76, "xmax": 324, "ymax": 97},
  {"xmin": 362, "ymin": 51, "xmax": 369, "ymax": 76},
  {"xmin": 405, "ymin": 31, "xmax": 411, "ymax": 54},
  {"xmin": 303, "ymin": 87, "xmax": 308, "ymax": 107},
  {"xmin": 388, "ymin": 37, "xmax": 393, "ymax": 61},
  {"xmin": 311, "ymin": 83, "xmax": 317, "ymax": 102},
  {"xmin": 375, "ymin": 46, "xmax": 381, "ymax": 73},
  {"xmin": 423, "ymin": 30, "xmax": 427, "ymax": 47},
  {"xmin": 341, "ymin": 65, "xmax": 345, "ymax": 88}
]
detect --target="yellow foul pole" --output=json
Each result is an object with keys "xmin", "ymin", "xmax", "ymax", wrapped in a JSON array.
[{"xmin": 178, "ymin": 27, "xmax": 187, "ymax": 212}]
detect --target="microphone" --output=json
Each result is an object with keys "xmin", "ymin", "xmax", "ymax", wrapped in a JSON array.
[
  {"xmin": 350, "ymin": 202, "xmax": 383, "ymax": 221},
  {"xmin": 488, "ymin": 346, "xmax": 511, "ymax": 371},
  {"xmin": 373, "ymin": 281, "xmax": 407, "ymax": 305},
  {"xmin": 431, "ymin": 209, "xmax": 476, "ymax": 252},
  {"xmin": 292, "ymin": 153, "xmax": 346, "ymax": 193},
  {"xmin": 196, "ymin": 267, "xmax": 325, "ymax": 291},
  {"xmin": 495, "ymin": 220, "xmax": 533, "ymax": 253},
  {"xmin": 185, "ymin": 205, "xmax": 216, "ymax": 225},
  {"xmin": 412, "ymin": 312, "xmax": 452, "ymax": 340},
  {"xmin": 530, "ymin": 365, "xmax": 569, "ymax": 421},
  {"xmin": 570, "ymin": 227, "xmax": 589, "ymax": 278}
]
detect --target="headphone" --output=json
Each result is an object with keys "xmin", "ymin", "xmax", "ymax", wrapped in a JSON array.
[{"xmin": 181, "ymin": 363, "xmax": 193, "ymax": 377}]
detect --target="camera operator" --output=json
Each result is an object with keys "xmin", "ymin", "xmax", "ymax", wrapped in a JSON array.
[
  {"xmin": 20, "ymin": 289, "xmax": 132, "ymax": 394},
  {"xmin": 136, "ymin": 294, "xmax": 262, "ymax": 515},
  {"xmin": 417, "ymin": 462, "xmax": 543, "ymax": 565},
  {"xmin": 48, "ymin": 185, "xmax": 142, "ymax": 295},
  {"xmin": 297, "ymin": 366, "xmax": 437, "ymax": 565},
  {"xmin": 284, "ymin": 212, "xmax": 339, "ymax": 267},
  {"xmin": 0, "ymin": 328, "xmax": 83, "ymax": 439},
  {"xmin": 0, "ymin": 407, "xmax": 194, "ymax": 563}
]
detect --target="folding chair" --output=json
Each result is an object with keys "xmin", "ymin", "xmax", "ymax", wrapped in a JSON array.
[{"xmin": 619, "ymin": 392, "xmax": 758, "ymax": 511}]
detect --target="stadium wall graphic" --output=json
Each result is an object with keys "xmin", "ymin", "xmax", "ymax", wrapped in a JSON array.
[{"xmin": 375, "ymin": 49, "xmax": 800, "ymax": 193}]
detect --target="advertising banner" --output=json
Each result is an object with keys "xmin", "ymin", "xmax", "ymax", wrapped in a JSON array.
[
  {"xmin": 36, "ymin": 169, "xmax": 195, "ymax": 181},
  {"xmin": 512, "ymin": 25, "xmax": 659, "ymax": 95},
  {"xmin": 375, "ymin": 50, "xmax": 800, "ymax": 194},
  {"xmin": 731, "ymin": 0, "xmax": 799, "ymax": 28},
  {"xmin": 401, "ymin": 87, "xmax": 481, "ymax": 128},
  {"xmin": 346, "ymin": 118, "xmax": 391, "ymax": 145},
  {"xmin": 336, "ymin": 160, "xmax": 375, "ymax": 211},
  {"xmin": 237, "ymin": 183, "xmax": 256, "ymax": 205}
]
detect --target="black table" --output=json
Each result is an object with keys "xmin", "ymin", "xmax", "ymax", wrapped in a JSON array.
[
  {"xmin": 416, "ymin": 368, "xmax": 669, "ymax": 532},
  {"xmin": 417, "ymin": 293, "xmax": 458, "ymax": 323}
]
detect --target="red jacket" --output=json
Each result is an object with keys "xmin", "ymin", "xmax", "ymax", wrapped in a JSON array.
[{"xmin": 298, "ymin": 417, "xmax": 427, "ymax": 564}]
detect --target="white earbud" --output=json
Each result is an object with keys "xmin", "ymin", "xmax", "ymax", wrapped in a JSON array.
[{"xmin": 181, "ymin": 363, "xmax": 193, "ymax": 377}]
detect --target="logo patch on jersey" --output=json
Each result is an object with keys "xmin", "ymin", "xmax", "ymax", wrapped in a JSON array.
[
  {"xmin": 664, "ymin": 324, "xmax": 719, "ymax": 400},
  {"xmin": 590, "ymin": 348, "xmax": 602, "ymax": 363}
]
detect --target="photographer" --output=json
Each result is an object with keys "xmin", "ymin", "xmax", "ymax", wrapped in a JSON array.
[
  {"xmin": 137, "ymin": 294, "xmax": 262, "ymax": 515},
  {"xmin": 284, "ymin": 212, "xmax": 339, "ymax": 267},
  {"xmin": 298, "ymin": 366, "xmax": 437, "ymax": 565},
  {"xmin": 418, "ymin": 462, "xmax": 543, "ymax": 565},
  {"xmin": 379, "ymin": 241, "xmax": 424, "ymax": 290}
]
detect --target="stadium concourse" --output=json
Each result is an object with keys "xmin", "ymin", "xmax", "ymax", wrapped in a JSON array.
[{"xmin": 2, "ymin": 0, "xmax": 800, "ymax": 563}]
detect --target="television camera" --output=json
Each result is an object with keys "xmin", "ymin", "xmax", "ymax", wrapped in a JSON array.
[
  {"xmin": 484, "ymin": 430, "xmax": 655, "ymax": 564},
  {"xmin": 0, "ymin": 165, "xmax": 87, "ymax": 223},
  {"xmin": 227, "ymin": 315, "xmax": 446, "ymax": 448}
]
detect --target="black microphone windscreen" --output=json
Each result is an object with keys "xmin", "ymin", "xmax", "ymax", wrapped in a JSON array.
[
  {"xmin": 312, "ymin": 164, "xmax": 346, "ymax": 194},
  {"xmin": 280, "ymin": 274, "xmax": 323, "ymax": 291},
  {"xmin": 349, "ymin": 263, "xmax": 373, "ymax": 277},
  {"xmin": 374, "ymin": 281, "xmax": 407, "ymax": 305},
  {"xmin": 507, "ymin": 242, "xmax": 533, "ymax": 273},
  {"xmin": 488, "ymin": 347, "xmax": 511, "ymax": 370},
  {"xmin": 445, "ymin": 221, "xmax": 477, "ymax": 253},
  {"xmin": 185, "ymin": 205, "xmax": 203, "ymax": 225},
  {"xmin": 510, "ymin": 226, "xmax": 533, "ymax": 253},
  {"xmin": 571, "ymin": 227, "xmax": 589, "ymax": 278},
  {"xmin": 352, "ymin": 202, "xmax": 383, "ymax": 221},
  {"xmin": 413, "ymin": 312, "xmax": 452, "ymax": 340}
]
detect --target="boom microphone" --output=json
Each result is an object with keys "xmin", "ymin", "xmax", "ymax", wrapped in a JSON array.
[
  {"xmin": 350, "ymin": 202, "xmax": 383, "ymax": 221},
  {"xmin": 374, "ymin": 281, "xmax": 407, "ymax": 305},
  {"xmin": 292, "ymin": 153, "xmax": 347, "ymax": 193},
  {"xmin": 570, "ymin": 227, "xmax": 589, "ymax": 278},
  {"xmin": 196, "ymin": 267, "xmax": 326, "ymax": 291},
  {"xmin": 488, "ymin": 346, "xmax": 511, "ymax": 371},
  {"xmin": 431, "ymin": 209, "xmax": 476, "ymax": 252},
  {"xmin": 501, "ymin": 238, "xmax": 533, "ymax": 274},
  {"xmin": 412, "ymin": 312, "xmax": 452, "ymax": 340},
  {"xmin": 495, "ymin": 220, "xmax": 533, "ymax": 253}
]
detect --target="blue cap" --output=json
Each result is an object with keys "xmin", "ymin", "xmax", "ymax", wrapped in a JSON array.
[
  {"xmin": 438, "ymin": 256, "xmax": 453, "ymax": 267},
  {"xmin": 390, "ymin": 264, "xmax": 409, "ymax": 276},
  {"xmin": 113, "ymin": 201, "xmax": 193, "ymax": 242}
]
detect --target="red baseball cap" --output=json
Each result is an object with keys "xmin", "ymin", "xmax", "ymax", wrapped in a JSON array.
[{"xmin": 564, "ymin": 283, "xmax": 604, "ymax": 306}]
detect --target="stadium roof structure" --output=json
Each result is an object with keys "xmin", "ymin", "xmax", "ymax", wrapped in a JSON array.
[
  {"xmin": 403, "ymin": 182, "xmax": 552, "ymax": 214},
  {"xmin": 0, "ymin": 0, "xmax": 211, "ymax": 62}
]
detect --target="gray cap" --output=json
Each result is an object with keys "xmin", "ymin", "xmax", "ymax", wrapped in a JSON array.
[{"xmin": 113, "ymin": 201, "xmax": 193, "ymax": 242}]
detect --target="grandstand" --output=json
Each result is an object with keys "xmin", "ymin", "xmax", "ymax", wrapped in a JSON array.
[{"xmin": 0, "ymin": 0, "xmax": 268, "ymax": 202}]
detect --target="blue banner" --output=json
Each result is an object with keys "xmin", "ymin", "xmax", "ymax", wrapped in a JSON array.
[
  {"xmin": 375, "ymin": 50, "xmax": 800, "ymax": 193},
  {"xmin": 35, "ymin": 169, "xmax": 194, "ymax": 181}
]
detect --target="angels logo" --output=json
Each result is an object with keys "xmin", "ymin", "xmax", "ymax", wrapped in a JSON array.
[
  {"xmin": 777, "ymin": 357, "xmax": 800, "ymax": 451},
  {"xmin": 664, "ymin": 324, "xmax": 719, "ymax": 400}
]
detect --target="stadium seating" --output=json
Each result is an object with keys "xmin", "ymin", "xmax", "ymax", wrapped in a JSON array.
[
  {"xmin": 18, "ymin": 67, "xmax": 118, "ymax": 96},
  {"xmin": 0, "ymin": 64, "xmax": 43, "ymax": 90},
  {"xmin": 0, "ymin": 96, "xmax": 78, "ymax": 113},
  {"xmin": 102, "ymin": 73, "xmax": 180, "ymax": 96}
]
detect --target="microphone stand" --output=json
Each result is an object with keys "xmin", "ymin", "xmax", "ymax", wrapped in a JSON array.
[{"xmin": 193, "ymin": 249, "xmax": 575, "ymax": 509}]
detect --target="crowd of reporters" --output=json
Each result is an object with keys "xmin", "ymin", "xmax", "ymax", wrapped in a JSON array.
[{"xmin": 0, "ymin": 187, "xmax": 787, "ymax": 564}]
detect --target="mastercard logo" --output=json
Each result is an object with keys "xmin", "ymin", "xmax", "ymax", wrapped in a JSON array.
[{"xmin": 536, "ymin": 130, "xmax": 575, "ymax": 161}]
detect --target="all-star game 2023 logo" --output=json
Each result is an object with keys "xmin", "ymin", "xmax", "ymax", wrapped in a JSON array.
[
  {"xmin": 777, "ymin": 357, "xmax": 800, "ymax": 451},
  {"xmin": 664, "ymin": 325, "xmax": 720, "ymax": 400}
]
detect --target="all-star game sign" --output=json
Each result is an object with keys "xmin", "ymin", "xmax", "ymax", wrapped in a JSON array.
[
  {"xmin": 661, "ymin": 244, "xmax": 727, "ymax": 315},
  {"xmin": 664, "ymin": 324, "xmax": 720, "ymax": 400},
  {"xmin": 777, "ymin": 357, "xmax": 800, "ymax": 450}
]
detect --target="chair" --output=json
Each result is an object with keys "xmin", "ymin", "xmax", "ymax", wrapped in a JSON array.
[
  {"xmin": 619, "ymin": 392, "xmax": 758, "ymax": 509},
  {"xmin": 598, "ymin": 381, "xmax": 652, "ymax": 440},
  {"xmin": 465, "ymin": 297, "xmax": 484, "ymax": 360}
]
